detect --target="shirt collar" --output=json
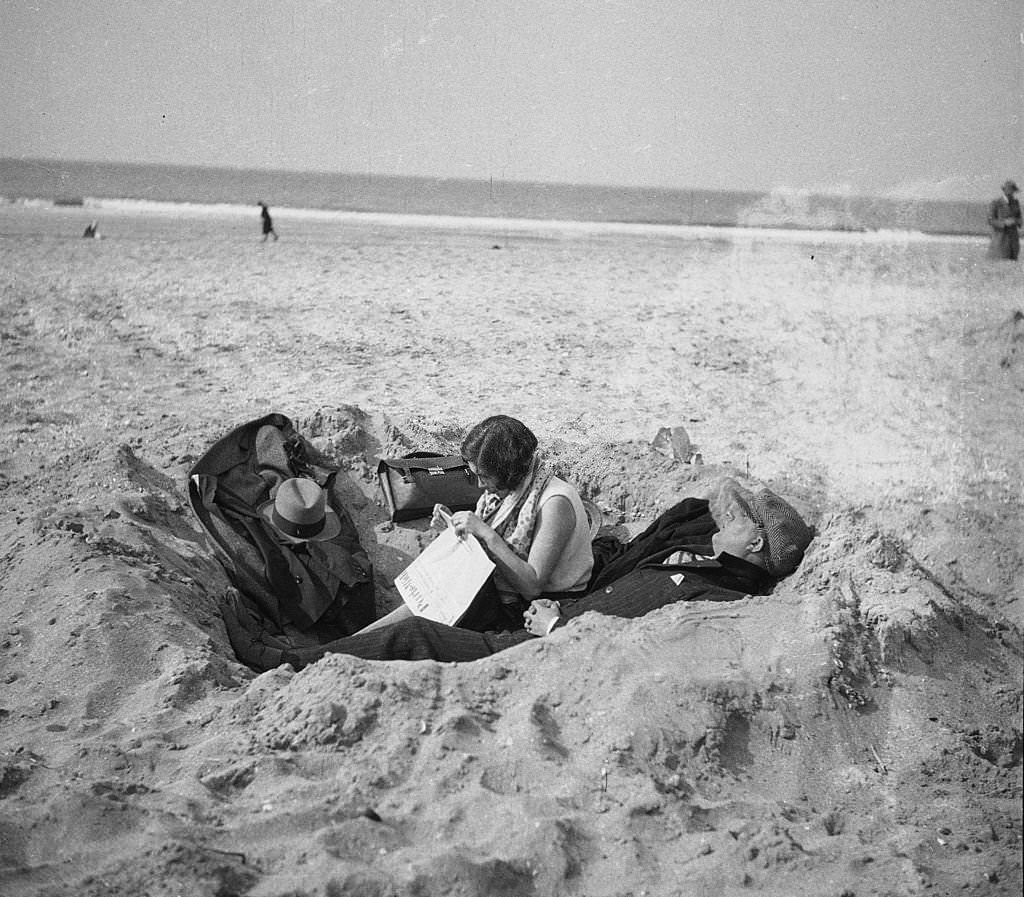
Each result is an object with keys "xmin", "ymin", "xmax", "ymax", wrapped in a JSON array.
[{"xmin": 645, "ymin": 549, "xmax": 774, "ymax": 592}]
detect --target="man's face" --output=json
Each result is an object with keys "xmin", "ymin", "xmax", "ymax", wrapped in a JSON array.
[{"xmin": 711, "ymin": 488, "xmax": 763, "ymax": 559}]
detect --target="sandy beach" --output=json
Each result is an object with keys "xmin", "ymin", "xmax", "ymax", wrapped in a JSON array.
[{"xmin": 1, "ymin": 204, "xmax": 1021, "ymax": 896}]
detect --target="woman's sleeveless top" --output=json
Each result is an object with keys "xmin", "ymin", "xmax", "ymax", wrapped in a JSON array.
[{"xmin": 537, "ymin": 477, "xmax": 594, "ymax": 593}]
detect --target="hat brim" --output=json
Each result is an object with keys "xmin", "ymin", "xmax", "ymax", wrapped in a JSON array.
[{"xmin": 258, "ymin": 499, "xmax": 342, "ymax": 543}]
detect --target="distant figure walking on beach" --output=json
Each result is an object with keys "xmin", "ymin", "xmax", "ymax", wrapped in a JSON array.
[
  {"xmin": 987, "ymin": 180, "xmax": 1020, "ymax": 260},
  {"xmin": 82, "ymin": 220, "xmax": 99, "ymax": 239},
  {"xmin": 259, "ymin": 203, "xmax": 279, "ymax": 242}
]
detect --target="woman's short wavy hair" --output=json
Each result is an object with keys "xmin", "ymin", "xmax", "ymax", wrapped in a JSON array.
[{"xmin": 460, "ymin": 415, "xmax": 538, "ymax": 491}]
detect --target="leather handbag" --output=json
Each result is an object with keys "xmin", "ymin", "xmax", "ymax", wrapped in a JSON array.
[{"xmin": 377, "ymin": 452, "xmax": 484, "ymax": 522}]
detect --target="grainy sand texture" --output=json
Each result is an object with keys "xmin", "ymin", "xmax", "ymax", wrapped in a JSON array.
[{"xmin": 1, "ymin": 205, "xmax": 1021, "ymax": 896}]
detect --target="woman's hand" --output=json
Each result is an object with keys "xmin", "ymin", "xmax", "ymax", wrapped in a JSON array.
[
  {"xmin": 450, "ymin": 510, "xmax": 490, "ymax": 542},
  {"xmin": 524, "ymin": 599, "xmax": 561, "ymax": 636},
  {"xmin": 430, "ymin": 504, "xmax": 453, "ymax": 531}
]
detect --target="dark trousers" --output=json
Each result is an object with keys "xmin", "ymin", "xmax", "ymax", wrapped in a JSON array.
[
  {"xmin": 288, "ymin": 616, "xmax": 533, "ymax": 666},
  {"xmin": 284, "ymin": 579, "xmax": 588, "ymax": 667}
]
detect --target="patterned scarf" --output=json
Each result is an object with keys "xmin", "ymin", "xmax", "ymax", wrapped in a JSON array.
[{"xmin": 475, "ymin": 456, "xmax": 553, "ymax": 563}]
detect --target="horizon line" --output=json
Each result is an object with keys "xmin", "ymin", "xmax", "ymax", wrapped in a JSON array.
[{"xmin": 0, "ymin": 155, "xmax": 989, "ymax": 206}]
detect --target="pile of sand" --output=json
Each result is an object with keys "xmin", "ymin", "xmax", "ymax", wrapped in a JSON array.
[
  {"xmin": 1, "ymin": 406, "xmax": 1019, "ymax": 897},
  {"xmin": 1, "ymin": 210, "xmax": 1021, "ymax": 895}
]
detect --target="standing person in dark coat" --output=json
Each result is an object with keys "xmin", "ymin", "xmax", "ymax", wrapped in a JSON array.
[
  {"xmin": 220, "ymin": 478, "xmax": 814, "ymax": 671},
  {"xmin": 259, "ymin": 203, "xmax": 279, "ymax": 241},
  {"xmin": 988, "ymin": 180, "xmax": 1021, "ymax": 260}
]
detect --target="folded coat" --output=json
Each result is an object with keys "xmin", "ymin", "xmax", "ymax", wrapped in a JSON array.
[{"xmin": 189, "ymin": 413, "xmax": 375, "ymax": 649}]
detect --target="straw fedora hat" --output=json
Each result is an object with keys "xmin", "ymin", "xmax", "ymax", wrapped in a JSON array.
[{"xmin": 259, "ymin": 477, "xmax": 341, "ymax": 543}]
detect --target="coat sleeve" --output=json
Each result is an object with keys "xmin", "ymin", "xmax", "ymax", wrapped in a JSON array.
[{"xmin": 553, "ymin": 567, "xmax": 750, "ymax": 630}]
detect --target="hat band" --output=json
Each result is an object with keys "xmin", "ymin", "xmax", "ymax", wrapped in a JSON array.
[{"xmin": 272, "ymin": 507, "xmax": 326, "ymax": 540}]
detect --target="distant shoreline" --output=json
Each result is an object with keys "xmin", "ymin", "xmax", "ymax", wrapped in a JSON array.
[
  {"xmin": 0, "ymin": 197, "xmax": 988, "ymax": 245},
  {"xmin": 0, "ymin": 156, "xmax": 990, "ymax": 237}
]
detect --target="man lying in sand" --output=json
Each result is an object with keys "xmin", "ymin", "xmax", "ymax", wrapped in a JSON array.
[{"xmin": 220, "ymin": 478, "xmax": 813, "ymax": 670}]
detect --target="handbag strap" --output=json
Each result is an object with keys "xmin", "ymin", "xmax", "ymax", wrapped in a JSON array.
[{"xmin": 380, "ymin": 453, "xmax": 471, "ymax": 475}]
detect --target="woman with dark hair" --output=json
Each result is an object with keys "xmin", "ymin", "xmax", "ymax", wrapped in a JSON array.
[
  {"xmin": 451, "ymin": 415, "xmax": 594, "ymax": 628},
  {"xmin": 460, "ymin": 415, "xmax": 537, "ymax": 492},
  {"xmin": 359, "ymin": 415, "xmax": 594, "ymax": 634}
]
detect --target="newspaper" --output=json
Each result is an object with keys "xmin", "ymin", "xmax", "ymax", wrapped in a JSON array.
[{"xmin": 394, "ymin": 510, "xmax": 495, "ymax": 626}]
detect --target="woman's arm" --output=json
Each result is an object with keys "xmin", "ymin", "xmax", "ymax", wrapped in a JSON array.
[{"xmin": 454, "ymin": 495, "xmax": 577, "ymax": 598}]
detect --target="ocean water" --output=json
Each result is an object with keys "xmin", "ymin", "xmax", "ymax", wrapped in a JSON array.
[{"xmin": 0, "ymin": 157, "xmax": 988, "ymax": 236}]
